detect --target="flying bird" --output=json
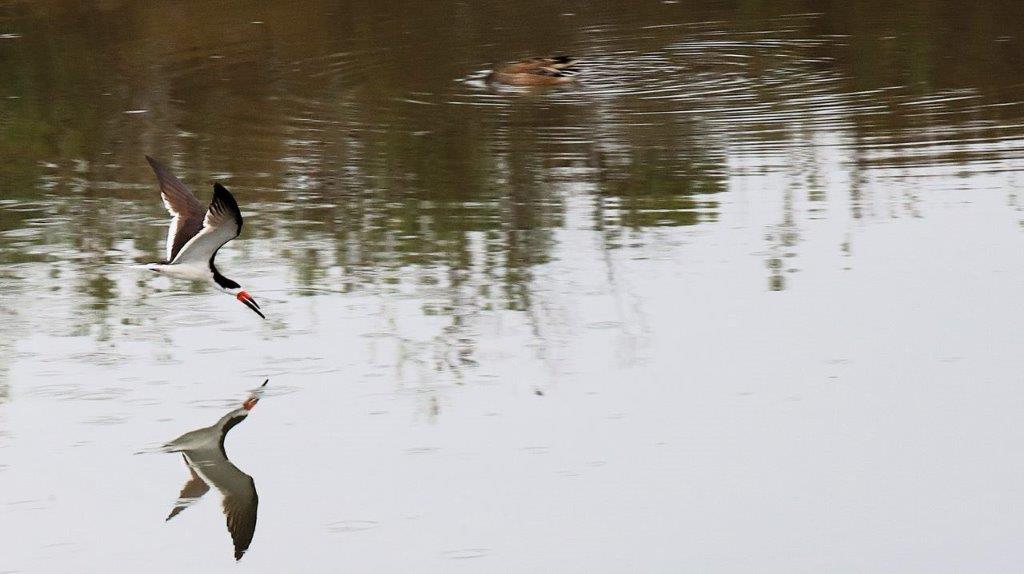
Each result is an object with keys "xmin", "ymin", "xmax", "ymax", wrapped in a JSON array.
[
  {"xmin": 142, "ymin": 156, "xmax": 264, "ymax": 319},
  {"xmin": 160, "ymin": 380, "xmax": 268, "ymax": 561}
]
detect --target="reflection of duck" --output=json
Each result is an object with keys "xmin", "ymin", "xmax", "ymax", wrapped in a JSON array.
[
  {"xmin": 160, "ymin": 380, "xmax": 267, "ymax": 561},
  {"xmin": 486, "ymin": 56, "xmax": 580, "ymax": 86}
]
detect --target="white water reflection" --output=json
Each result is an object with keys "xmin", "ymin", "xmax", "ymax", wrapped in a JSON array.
[{"xmin": 5, "ymin": 156, "xmax": 1024, "ymax": 570}]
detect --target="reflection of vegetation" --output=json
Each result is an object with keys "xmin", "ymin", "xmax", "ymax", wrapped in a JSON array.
[
  {"xmin": 0, "ymin": 305, "xmax": 15, "ymax": 397},
  {"xmin": 765, "ymin": 185, "xmax": 799, "ymax": 292},
  {"xmin": 1, "ymin": 0, "xmax": 1022, "ymax": 356},
  {"xmin": 601, "ymin": 147, "xmax": 722, "ymax": 230}
]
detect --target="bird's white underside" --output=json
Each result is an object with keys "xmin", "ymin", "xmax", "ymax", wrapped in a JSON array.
[
  {"xmin": 171, "ymin": 220, "xmax": 237, "ymax": 266},
  {"xmin": 165, "ymin": 213, "xmax": 179, "ymax": 262},
  {"xmin": 147, "ymin": 262, "xmax": 213, "ymax": 282}
]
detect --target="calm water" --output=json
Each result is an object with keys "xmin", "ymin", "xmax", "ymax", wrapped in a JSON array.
[{"xmin": 2, "ymin": 0, "xmax": 1024, "ymax": 571}]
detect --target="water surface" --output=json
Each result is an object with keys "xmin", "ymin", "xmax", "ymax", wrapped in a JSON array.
[{"xmin": 2, "ymin": 1, "xmax": 1024, "ymax": 571}]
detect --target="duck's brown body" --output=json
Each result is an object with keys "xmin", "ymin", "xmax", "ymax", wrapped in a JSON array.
[{"xmin": 486, "ymin": 56, "xmax": 580, "ymax": 86}]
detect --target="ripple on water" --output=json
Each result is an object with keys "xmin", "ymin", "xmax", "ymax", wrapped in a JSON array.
[
  {"xmin": 443, "ymin": 13, "xmax": 1024, "ymax": 183},
  {"xmin": 404, "ymin": 447, "xmax": 439, "ymax": 455},
  {"xmin": 443, "ymin": 548, "xmax": 490, "ymax": 560},
  {"xmin": 82, "ymin": 414, "xmax": 129, "ymax": 426},
  {"xmin": 326, "ymin": 520, "xmax": 381, "ymax": 534}
]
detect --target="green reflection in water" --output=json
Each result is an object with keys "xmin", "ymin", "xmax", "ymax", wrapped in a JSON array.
[{"xmin": 0, "ymin": 0, "xmax": 1023, "ymax": 372}]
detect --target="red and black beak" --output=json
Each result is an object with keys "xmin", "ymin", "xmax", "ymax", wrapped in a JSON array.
[
  {"xmin": 242, "ymin": 379, "xmax": 269, "ymax": 410},
  {"xmin": 236, "ymin": 291, "xmax": 265, "ymax": 319}
]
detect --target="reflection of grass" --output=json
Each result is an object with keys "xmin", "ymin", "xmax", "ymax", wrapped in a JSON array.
[
  {"xmin": 600, "ymin": 147, "xmax": 723, "ymax": 230},
  {"xmin": 2, "ymin": 0, "xmax": 1023, "ymax": 334}
]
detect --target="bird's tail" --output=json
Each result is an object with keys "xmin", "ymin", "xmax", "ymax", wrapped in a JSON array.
[{"xmin": 133, "ymin": 443, "xmax": 176, "ymax": 455}]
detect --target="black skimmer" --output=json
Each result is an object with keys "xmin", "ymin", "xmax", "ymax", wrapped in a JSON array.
[
  {"xmin": 159, "ymin": 380, "xmax": 268, "ymax": 561},
  {"xmin": 142, "ymin": 156, "xmax": 265, "ymax": 319}
]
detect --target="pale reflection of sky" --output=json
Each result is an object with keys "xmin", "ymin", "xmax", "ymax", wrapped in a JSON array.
[{"xmin": 4, "ymin": 141, "xmax": 1024, "ymax": 570}]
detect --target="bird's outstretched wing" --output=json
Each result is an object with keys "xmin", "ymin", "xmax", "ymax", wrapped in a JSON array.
[
  {"xmin": 145, "ymin": 156, "xmax": 207, "ymax": 262},
  {"xmin": 170, "ymin": 183, "xmax": 244, "ymax": 266},
  {"xmin": 166, "ymin": 454, "xmax": 211, "ymax": 521}
]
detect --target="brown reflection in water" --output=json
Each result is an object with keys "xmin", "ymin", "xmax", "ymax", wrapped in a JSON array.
[{"xmin": 0, "ymin": 0, "xmax": 1022, "ymax": 328}]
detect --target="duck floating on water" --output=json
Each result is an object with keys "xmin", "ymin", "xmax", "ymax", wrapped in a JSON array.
[{"xmin": 486, "ymin": 56, "xmax": 580, "ymax": 86}]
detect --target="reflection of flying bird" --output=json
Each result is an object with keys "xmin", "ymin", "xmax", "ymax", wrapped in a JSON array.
[
  {"xmin": 160, "ymin": 380, "xmax": 268, "ymax": 561},
  {"xmin": 486, "ymin": 56, "xmax": 580, "ymax": 86},
  {"xmin": 141, "ymin": 155, "xmax": 265, "ymax": 319}
]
